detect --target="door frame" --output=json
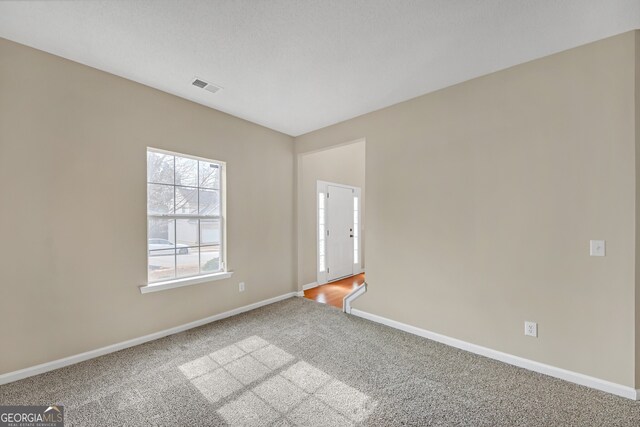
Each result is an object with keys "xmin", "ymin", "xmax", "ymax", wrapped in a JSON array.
[{"xmin": 317, "ymin": 180, "xmax": 362, "ymax": 285}]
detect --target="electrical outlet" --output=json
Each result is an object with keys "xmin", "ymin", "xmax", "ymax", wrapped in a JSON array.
[
  {"xmin": 590, "ymin": 240, "xmax": 605, "ymax": 256},
  {"xmin": 524, "ymin": 321, "xmax": 538, "ymax": 337},
  {"xmin": 239, "ymin": 282, "xmax": 245, "ymax": 292}
]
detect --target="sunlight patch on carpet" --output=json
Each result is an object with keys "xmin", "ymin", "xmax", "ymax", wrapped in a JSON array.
[{"xmin": 178, "ymin": 335, "xmax": 377, "ymax": 425}]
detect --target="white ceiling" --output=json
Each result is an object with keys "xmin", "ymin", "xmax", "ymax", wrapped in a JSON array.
[{"xmin": 1, "ymin": 1, "xmax": 639, "ymax": 136}]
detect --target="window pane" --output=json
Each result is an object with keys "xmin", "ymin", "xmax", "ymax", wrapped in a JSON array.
[
  {"xmin": 176, "ymin": 219, "xmax": 199, "ymax": 246},
  {"xmin": 199, "ymin": 161, "xmax": 220, "ymax": 189},
  {"xmin": 199, "ymin": 189, "xmax": 220, "ymax": 216},
  {"xmin": 354, "ymin": 231, "xmax": 359, "ymax": 264},
  {"xmin": 175, "ymin": 156, "xmax": 198, "ymax": 187},
  {"xmin": 201, "ymin": 246, "xmax": 221, "ymax": 273},
  {"xmin": 201, "ymin": 219, "xmax": 221, "ymax": 245},
  {"xmin": 177, "ymin": 248, "xmax": 200, "ymax": 278},
  {"xmin": 148, "ymin": 249, "xmax": 176, "ymax": 282},
  {"xmin": 175, "ymin": 186, "xmax": 198, "ymax": 214},
  {"xmin": 319, "ymin": 192, "xmax": 326, "ymax": 273},
  {"xmin": 148, "ymin": 184, "xmax": 174, "ymax": 215},
  {"xmin": 148, "ymin": 218, "xmax": 175, "ymax": 249},
  {"xmin": 147, "ymin": 151, "xmax": 174, "ymax": 185}
]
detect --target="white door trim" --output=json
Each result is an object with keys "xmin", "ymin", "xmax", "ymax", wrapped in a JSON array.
[
  {"xmin": 343, "ymin": 282, "xmax": 367, "ymax": 313},
  {"xmin": 317, "ymin": 180, "xmax": 362, "ymax": 285}
]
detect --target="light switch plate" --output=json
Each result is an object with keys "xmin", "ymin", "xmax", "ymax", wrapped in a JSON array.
[{"xmin": 590, "ymin": 240, "xmax": 605, "ymax": 257}]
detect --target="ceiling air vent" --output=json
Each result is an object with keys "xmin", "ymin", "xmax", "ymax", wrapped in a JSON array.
[{"xmin": 192, "ymin": 78, "xmax": 222, "ymax": 94}]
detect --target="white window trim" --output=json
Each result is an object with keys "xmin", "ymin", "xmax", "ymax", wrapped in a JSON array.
[
  {"xmin": 144, "ymin": 147, "xmax": 228, "ymax": 293},
  {"xmin": 139, "ymin": 271, "xmax": 233, "ymax": 294}
]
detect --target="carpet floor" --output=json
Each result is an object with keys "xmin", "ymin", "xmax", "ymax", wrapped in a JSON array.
[{"xmin": 1, "ymin": 297, "xmax": 639, "ymax": 426}]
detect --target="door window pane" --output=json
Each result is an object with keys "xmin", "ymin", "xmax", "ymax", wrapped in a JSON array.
[
  {"xmin": 318, "ymin": 192, "xmax": 326, "ymax": 273},
  {"xmin": 354, "ymin": 196, "xmax": 359, "ymax": 263}
]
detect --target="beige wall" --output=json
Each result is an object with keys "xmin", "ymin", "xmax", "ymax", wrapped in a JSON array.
[
  {"xmin": 0, "ymin": 38, "xmax": 295, "ymax": 375},
  {"xmin": 298, "ymin": 140, "xmax": 365, "ymax": 287},
  {"xmin": 296, "ymin": 32, "xmax": 639, "ymax": 387}
]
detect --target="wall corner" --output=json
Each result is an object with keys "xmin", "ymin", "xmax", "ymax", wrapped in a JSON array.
[{"xmin": 634, "ymin": 29, "xmax": 640, "ymax": 389}]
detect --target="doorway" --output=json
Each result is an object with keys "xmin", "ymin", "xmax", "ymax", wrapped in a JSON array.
[
  {"xmin": 296, "ymin": 138, "xmax": 365, "ymax": 302},
  {"xmin": 317, "ymin": 181, "xmax": 362, "ymax": 284}
]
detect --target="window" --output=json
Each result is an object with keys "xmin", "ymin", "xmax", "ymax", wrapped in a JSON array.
[
  {"xmin": 353, "ymin": 196, "xmax": 359, "ymax": 264},
  {"xmin": 147, "ymin": 148, "xmax": 225, "ymax": 284},
  {"xmin": 318, "ymin": 192, "xmax": 326, "ymax": 273}
]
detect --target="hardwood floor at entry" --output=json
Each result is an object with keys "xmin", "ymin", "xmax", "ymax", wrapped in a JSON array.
[{"xmin": 304, "ymin": 273, "xmax": 365, "ymax": 309}]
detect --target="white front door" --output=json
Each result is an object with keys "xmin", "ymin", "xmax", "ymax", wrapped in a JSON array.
[{"xmin": 327, "ymin": 185, "xmax": 354, "ymax": 281}]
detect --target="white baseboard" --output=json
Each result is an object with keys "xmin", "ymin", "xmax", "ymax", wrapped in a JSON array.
[
  {"xmin": 350, "ymin": 309, "xmax": 639, "ymax": 401},
  {"xmin": 0, "ymin": 292, "xmax": 298, "ymax": 386},
  {"xmin": 302, "ymin": 282, "xmax": 319, "ymax": 291},
  {"xmin": 296, "ymin": 291, "xmax": 305, "ymax": 297},
  {"xmin": 343, "ymin": 282, "xmax": 367, "ymax": 313}
]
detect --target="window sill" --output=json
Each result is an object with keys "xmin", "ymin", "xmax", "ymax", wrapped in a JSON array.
[{"xmin": 140, "ymin": 271, "xmax": 233, "ymax": 294}]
